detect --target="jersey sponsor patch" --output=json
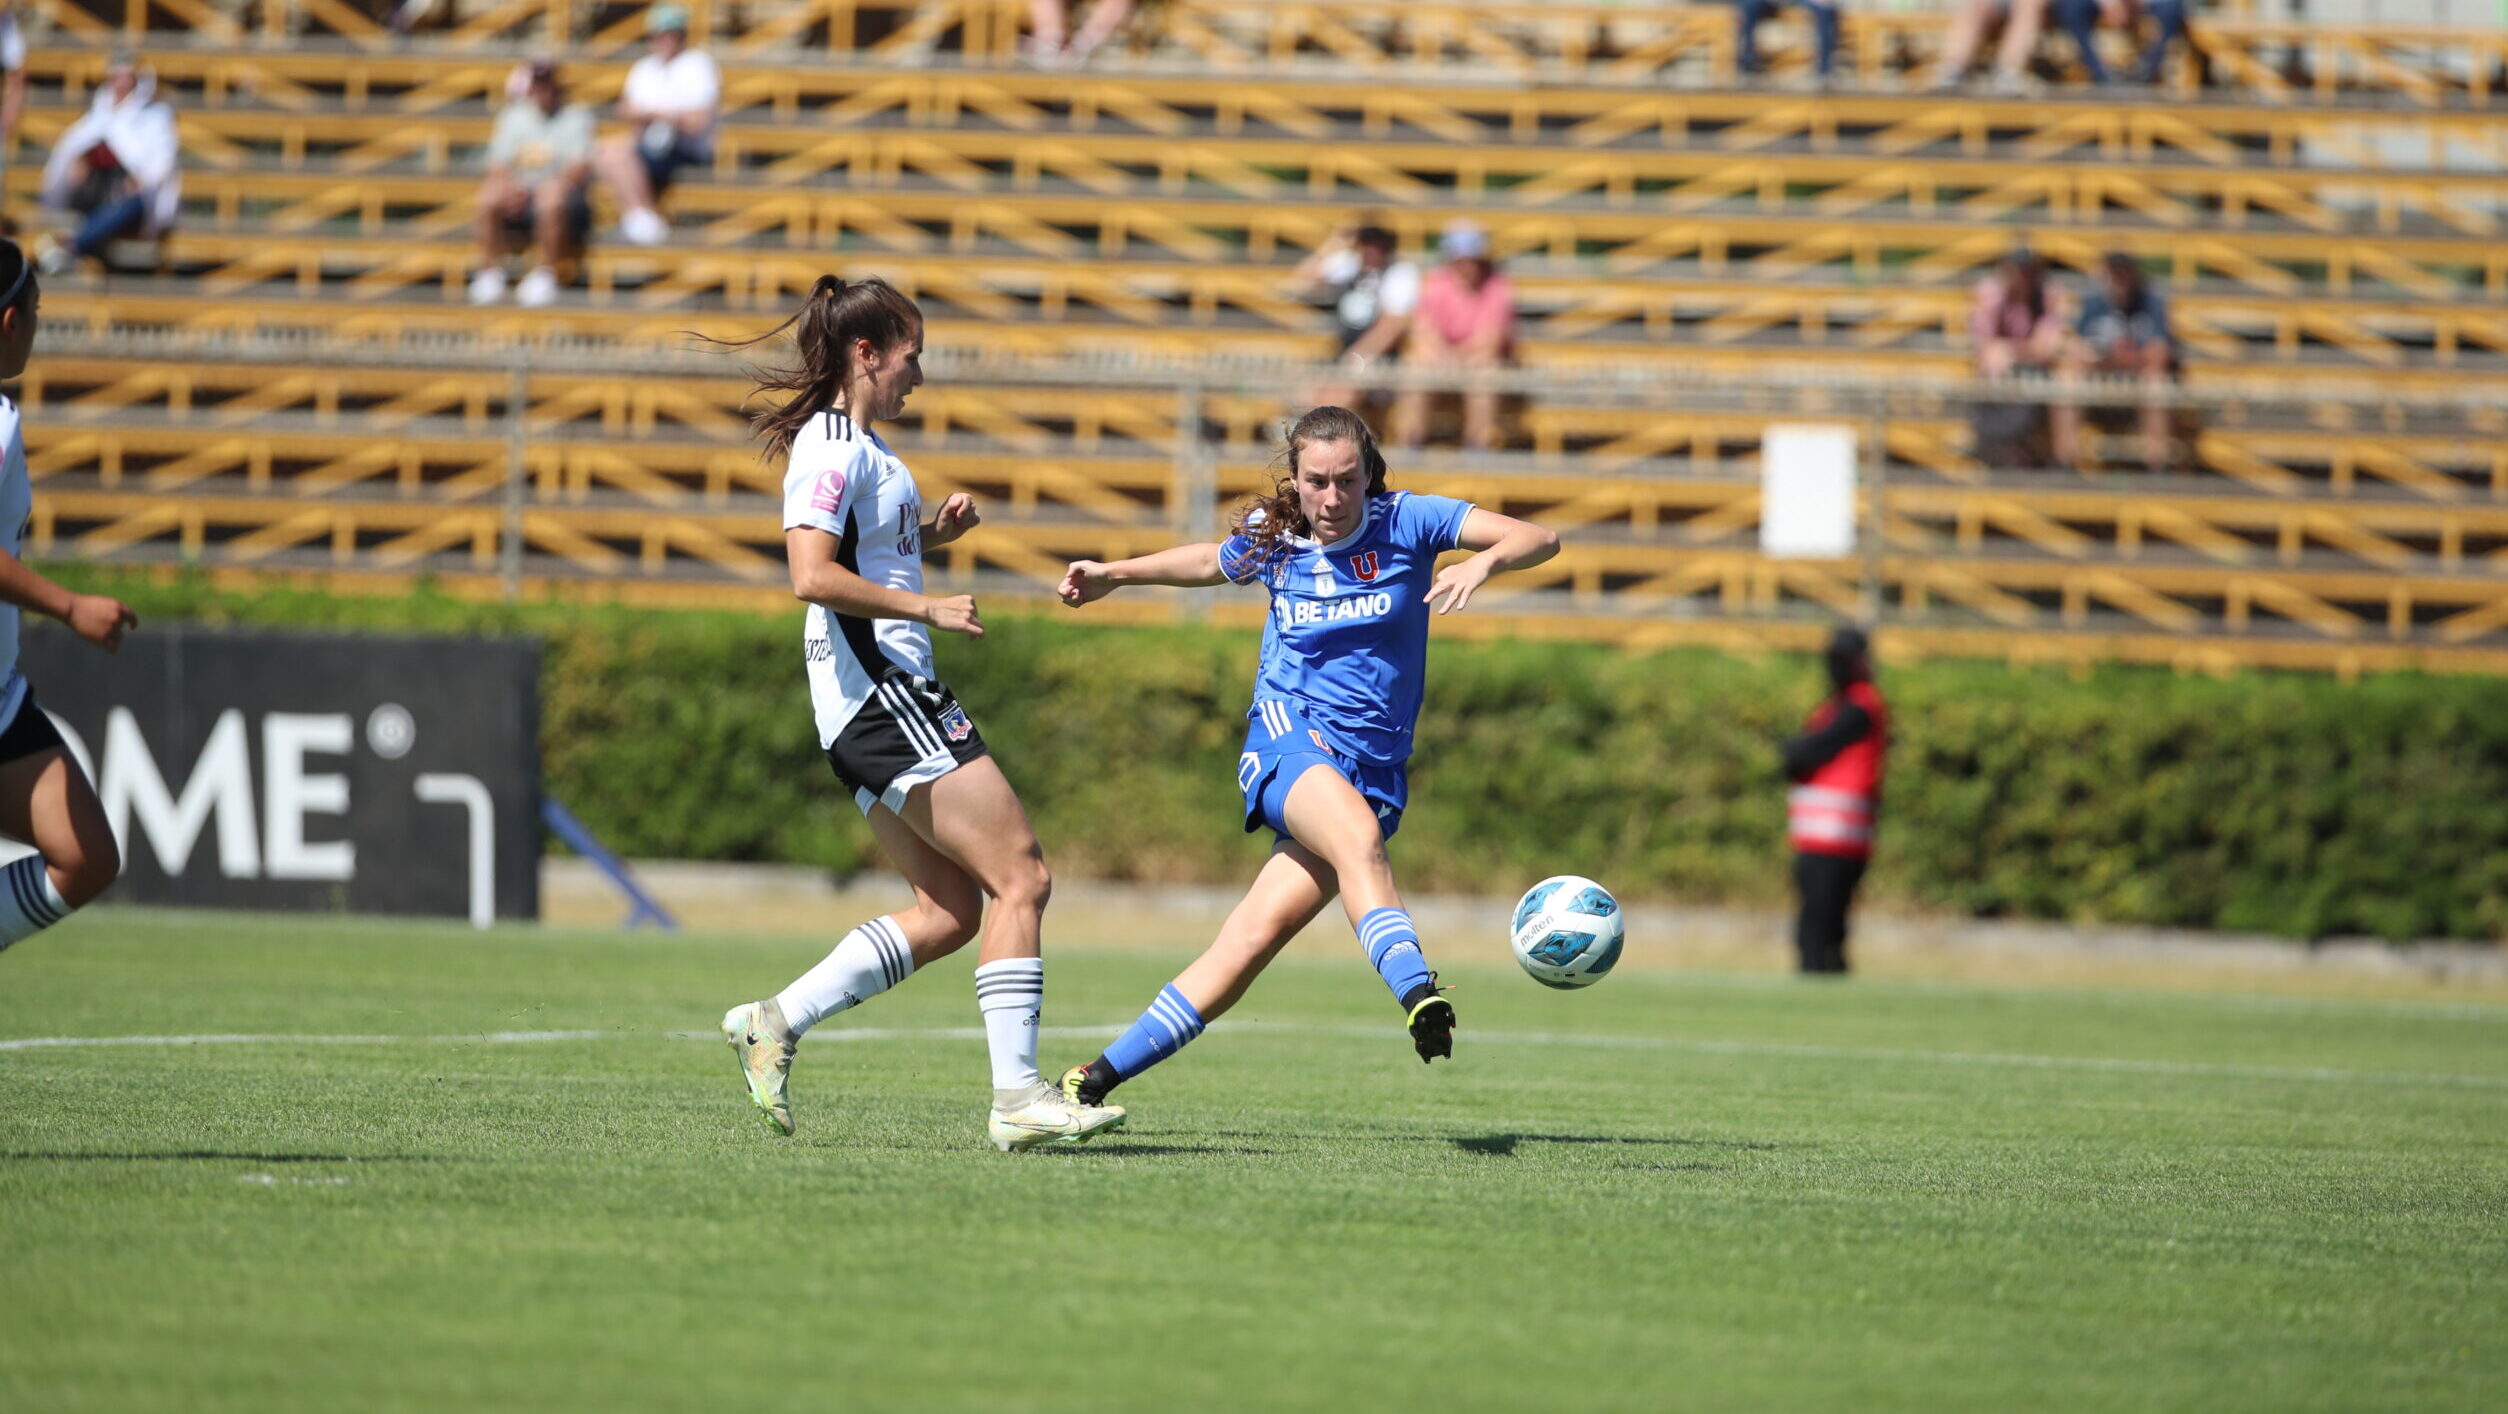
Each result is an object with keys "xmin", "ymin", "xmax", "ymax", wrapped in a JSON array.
[
  {"xmin": 939, "ymin": 703, "xmax": 974, "ymax": 743},
  {"xmin": 809, "ymin": 467, "xmax": 847, "ymax": 513}
]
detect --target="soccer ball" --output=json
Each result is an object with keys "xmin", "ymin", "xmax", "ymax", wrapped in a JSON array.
[{"xmin": 1510, "ymin": 875, "xmax": 1624, "ymax": 990}]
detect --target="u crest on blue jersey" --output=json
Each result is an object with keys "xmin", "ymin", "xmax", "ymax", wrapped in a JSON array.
[{"xmin": 1351, "ymin": 551, "xmax": 1380, "ymax": 582}]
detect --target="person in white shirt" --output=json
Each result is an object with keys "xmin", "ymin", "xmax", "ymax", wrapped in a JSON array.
[
  {"xmin": 470, "ymin": 59, "xmax": 595, "ymax": 307},
  {"xmin": 710, "ymin": 274, "xmax": 1126, "ymax": 1152},
  {"xmin": 1288, "ymin": 223, "xmax": 1419, "ymax": 420},
  {"xmin": 36, "ymin": 52, "xmax": 180, "ymax": 275},
  {"xmin": 0, "ymin": 238, "xmax": 136, "ymax": 961},
  {"xmin": 594, "ymin": 4, "xmax": 719, "ymax": 247}
]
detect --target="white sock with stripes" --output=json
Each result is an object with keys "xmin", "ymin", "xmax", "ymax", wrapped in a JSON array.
[
  {"xmin": 0, "ymin": 855, "xmax": 72, "ymax": 954},
  {"xmin": 774, "ymin": 916, "xmax": 916, "ymax": 1036},
  {"xmin": 973, "ymin": 957, "xmax": 1045, "ymax": 1091}
]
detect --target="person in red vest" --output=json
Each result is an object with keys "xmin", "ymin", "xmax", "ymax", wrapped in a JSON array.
[{"xmin": 1780, "ymin": 625, "xmax": 1886, "ymax": 974}]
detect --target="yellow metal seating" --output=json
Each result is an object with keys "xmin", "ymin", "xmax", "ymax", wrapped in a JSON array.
[
  {"xmin": 25, "ymin": 0, "xmax": 2508, "ymax": 107},
  {"xmin": 14, "ymin": 46, "xmax": 2508, "ymax": 389},
  {"xmin": 17, "ymin": 332, "xmax": 2508, "ymax": 675}
]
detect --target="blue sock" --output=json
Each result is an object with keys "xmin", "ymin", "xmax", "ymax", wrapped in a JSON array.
[
  {"xmin": 1100, "ymin": 984, "xmax": 1206, "ymax": 1081},
  {"xmin": 1358, "ymin": 907, "xmax": 1434, "ymax": 1007}
]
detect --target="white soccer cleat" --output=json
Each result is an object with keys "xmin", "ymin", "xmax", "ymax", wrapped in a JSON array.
[
  {"xmin": 721, "ymin": 1000, "xmax": 797, "ymax": 1136},
  {"xmin": 467, "ymin": 266, "xmax": 509, "ymax": 305},
  {"xmin": 515, "ymin": 265, "xmax": 560, "ymax": 308},
  {"xmin": 987, "ymin": 1080, "xmax": 1126, "ymax": 1152}
]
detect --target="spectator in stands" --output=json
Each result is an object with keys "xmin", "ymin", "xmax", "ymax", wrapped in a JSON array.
[
  {"xmin": 594, "ymin": 4, "xmax": 720, "ymax": 248},
  {"xmin": 2125, "ymin": 0, "xmax": 2190, "ymax": 83},
  {"xmin": 1928, "ymin": 0, "xmax": 2054, "ymax": 92},
  {"xmin": 1970, "ymin": 248, "xmax": 2066, "ymax": 378},
  {"xmin": 2049, "ymin": 0, "xmax": 2150, "ymax": 85},
  {"xmin": 2054, "ymin": 253, "xmax": 2179, "ymax": 471},
  {"xmin": 1395, "ymin": 221, "xmax": 1516, "ymax": 453},
  {"xmin": 471, "ymin": 60, "xmax": 596, "ymax": 309},
  {"xmin": 1026, "ymin": 0, "xmax": 1136, "ymax": 67},
  {"xmin": 35, "ymin": 52, "xmax": 180, "ymax": 276},
  {"xmin": 1734, "ymin": 0, "xmax": 1841, "ymax": 83},
  {"xmin": 1289, "ymin": 223, "xmax": 1420, "ymax": 419},
  {"xmin": 1968, "ymin": 248, "xmax": 2067, "ymax": 465},
  {"xmin": 0, "ymin": 4, "xmax": 25, "ymax": 159}
]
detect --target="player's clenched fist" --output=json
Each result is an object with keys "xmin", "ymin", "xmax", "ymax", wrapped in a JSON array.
[
  {"xmin": 1059, "ymin": 561, "xmax": 1116, "ymax": 607},
  {"xmin": 66, "ymin": 594, "xmax": 138, "ymax": 652},
  {"xmin": 924, "ymin": 594, "xmax": 985, "ymax": 638},
  {"xmin": 928, "ymin": 492, "xmax": 981, "ymax": 547}
]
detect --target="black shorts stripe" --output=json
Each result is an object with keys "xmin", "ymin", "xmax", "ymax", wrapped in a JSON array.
[{"xmin": 880, "ymin": 681, "xmax": 947, "ymax": 761}]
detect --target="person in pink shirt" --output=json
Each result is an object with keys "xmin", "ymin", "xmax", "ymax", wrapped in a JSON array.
[
  {"xmin": 1395, "ymin": 221, "xmax": 1516, "ymax": 452},
  {"xmin": 1970, "ymin": 247, "xmax": 2068, "ymax": 378},
  {"xmin": 1967, "ymin": 248, "xmax": 2071, "ymax": 466}
]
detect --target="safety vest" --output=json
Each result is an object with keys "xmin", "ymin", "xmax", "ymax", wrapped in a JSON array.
[{"xmin": 1788, "ymin": 681, "xmax": 1887, "ymax": 859}]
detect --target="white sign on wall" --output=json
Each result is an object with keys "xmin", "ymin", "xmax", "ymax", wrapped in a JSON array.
[{"xmin": 1760, "ymin": 424, "xmax": 1859, "ymax": 560}]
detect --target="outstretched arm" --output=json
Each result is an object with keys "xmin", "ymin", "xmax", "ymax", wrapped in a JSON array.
[
  {"xmin": 0, "ymin": 551, "xmax": 136, "ymax": 652},
  {"xmin": 1059, "ymin": 542, "xmax": 1229, "ymax": 606},
  {"xmin": 787, "ymin": 527, "xmax": 984, "ymax": 639},
  {"xmin": 1423, "ymin": 509, "xmax": 1559, "ymax": 615}
]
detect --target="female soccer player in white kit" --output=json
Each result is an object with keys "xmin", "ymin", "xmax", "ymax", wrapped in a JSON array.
[
  {"xmin": 0, "ymin": 238, "xmax": 135, "ymax": 957},
  {"xmin": 716, "ymin": 275, "xmax": 1125, "ymax": 1151}
]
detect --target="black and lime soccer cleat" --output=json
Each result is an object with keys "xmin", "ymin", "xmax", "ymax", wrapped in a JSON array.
[
  {"xmin": 1062, "ymin": 1057, "xmax": 1120, "ymax": 1107},
  {"xmin": 1404, "ymin": 976, "xmax": 1456, "ymax": 1064}
]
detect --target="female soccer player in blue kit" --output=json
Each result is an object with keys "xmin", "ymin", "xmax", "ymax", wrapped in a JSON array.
[{"xmin": 1054, "ymin": 405, "xmax": 1559, "ymax": 1111}]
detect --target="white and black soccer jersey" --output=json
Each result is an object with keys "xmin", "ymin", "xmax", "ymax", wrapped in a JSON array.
[
  {"xmin": 0, "ymin": 396, "xmax": 34, "ymax": 734},
  {"xmin": 781, "ymin": 409, "xmax": 985, "ymax": 814}
]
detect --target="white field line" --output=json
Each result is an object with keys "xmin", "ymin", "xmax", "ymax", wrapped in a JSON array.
[
  {"xmin": 0, "ymin": 1029, "xmax": 623, "ymax": 1051},
  {"xmin": 3, "ymin": 1022, "xmax": 2502, "ymax": 1093}
]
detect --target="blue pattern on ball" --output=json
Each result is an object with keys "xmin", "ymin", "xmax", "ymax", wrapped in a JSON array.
[
  {"xmin": 1512, "ymin": 879, "xmax": 1565, "ymax": 933},
  {"xmin": 1527, "ymin": 929, "xmax": 1590, "ymax": 967},
  {"xmin": 1582, "ymin": 931, "xmax": 1625, "ymax": 977},
  {"xmin": 1569, "ymin": 886, "xmax": 1618, "ymax": 918}
]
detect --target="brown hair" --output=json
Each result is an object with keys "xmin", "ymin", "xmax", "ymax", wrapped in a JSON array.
[
  {"xmin": 1228, "ymin": 405, "xmax": 1389, "ymax": 571},
  {"xmin": 712, "ymin": 275, "xmax": 923, "ymax": 463}
]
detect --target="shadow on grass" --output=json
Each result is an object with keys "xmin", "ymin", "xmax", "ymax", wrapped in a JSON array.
[
  {"xmin": 0, "ymin": 1151, "xmax": 437, "ymax": 1164},
  {"xmin": 1054, "ymin": 1141, "xmax": 1278, "ymax": 1157},
  {"xmin": 1445, "ymin": 1133, "xmax": 1781, "ymax": 1158}
]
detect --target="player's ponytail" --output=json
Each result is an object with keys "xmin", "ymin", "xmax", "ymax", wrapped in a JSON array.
[
  {"xmin": 1230, "ymin": 405, "xmax": 1391, "ymax": 571},
  {"xmin": 706, "ymin": 274, "xmax": 923, "ymax": 463}
]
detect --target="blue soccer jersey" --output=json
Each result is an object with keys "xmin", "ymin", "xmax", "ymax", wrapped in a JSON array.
[{"xmin": 1217, "ymin": 489, "xmax": 1475, "ymax": 767}]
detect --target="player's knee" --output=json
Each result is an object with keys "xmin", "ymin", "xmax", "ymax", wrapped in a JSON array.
[
  {"xmin": 57, "ymin": 835, "xmax": 119, "ymax": 907},
  {"xmin": 921, "ymin": 896, "xmax": 983, "ymax": 954},
  {"xmin": 1325, "ymin": 832, "xmax": 1390, "ymax": 881},
  {"xmin": 993, "ymin": 852, "xmax": 1052, "ymax": 916}
]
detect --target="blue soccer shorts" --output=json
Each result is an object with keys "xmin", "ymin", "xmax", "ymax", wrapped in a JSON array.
[{"xmin": 1236, "ymin": 698, "xmax": 1409, "ymax": 842}]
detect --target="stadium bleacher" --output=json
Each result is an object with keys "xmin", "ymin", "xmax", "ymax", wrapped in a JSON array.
[{"xmin": 9, "ymin": 0, "xmax": 2508, "ymax": 673}]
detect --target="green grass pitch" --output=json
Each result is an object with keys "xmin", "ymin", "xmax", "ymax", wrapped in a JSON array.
[{"xmin": 2, "ymin": 910, "xmax": 2502, "ymax": 1412}]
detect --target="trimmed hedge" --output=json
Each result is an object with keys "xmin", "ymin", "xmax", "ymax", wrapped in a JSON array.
[{"xmin": 50, "ymin": 568, "xmax": 2508, "ymax": 940}]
